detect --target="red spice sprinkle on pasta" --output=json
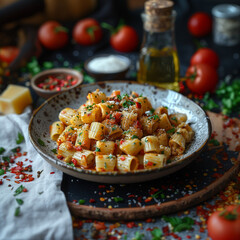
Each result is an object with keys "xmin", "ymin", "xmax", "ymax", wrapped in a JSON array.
[{"xmin": 50, "ymin": 172, "xmax": 55, "ymax": 174}]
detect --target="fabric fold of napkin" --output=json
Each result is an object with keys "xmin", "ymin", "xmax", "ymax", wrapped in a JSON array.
[{"xmin": 0, "ymin": 108, "xmax": 73, "ymax": 240}]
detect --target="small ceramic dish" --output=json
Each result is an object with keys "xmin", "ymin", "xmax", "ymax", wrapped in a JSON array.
[
  {"xmin": 29, "ymin": 81, "xmax": 212, "ymax": 184},
  {"xmin": 31, "ymin": 68, "xmax": 83, "ymax": 99},
  {"xmin": 84, "ymin": 54, "xmax": 131, "ymax": 81}
]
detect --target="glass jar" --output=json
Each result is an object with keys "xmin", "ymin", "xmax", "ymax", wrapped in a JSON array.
[
  {"xmin": 212, "ymin": 4, "xmax": 240, "ymax": 46},
  {"xmin": 137, "ymin": 1, "xmax": 179, "ymax": 91}
]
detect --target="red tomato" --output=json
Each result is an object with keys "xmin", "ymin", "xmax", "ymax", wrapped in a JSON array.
[
  {"xmin": 38, "ymin": 21, "xmax": 68, "ymax": 50},
  {"xmin": 188, "ymin": 12, "xmax": 212, "ymax": 37},
  {"xmin": 110, "ymin": 26, "xmax": 138, "ymax": 52},
  {"xmin": 0, "ymin": 46, "xmax": 19, "ymax": 64},
  {"xmin": 185, "ymin": 64, "xmax": 218, "ymax": 94},
  {"xmin": 190, "ymin": 48, "xmax": 219, "ymax": 69},
  {"xmin": 73, "ymin": 18, "xmax": 102, "ymax": 46},
  {"xmin": 207, "ymin": 205, "xmax": 240, "ymax": 240}
]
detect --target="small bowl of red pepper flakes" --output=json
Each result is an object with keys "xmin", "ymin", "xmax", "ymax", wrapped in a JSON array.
[{"xmin": 31, "ymin": 68, "xmax": 83, "ymax": 99}]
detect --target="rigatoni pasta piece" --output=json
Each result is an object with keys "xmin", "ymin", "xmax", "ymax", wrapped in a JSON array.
[
  {"xmin": 141, "ymin": 136, "xmax": 159, "ymax": 153},
  {"xmin": 95, "ymin": 154, "xmax": 116, "ymax": 172},
  {"xmin": 169, "ymin": 132, "xmax": 186, "ymax": 156},
  {"xmin": 89, "ymin": 122, "xmax": 107, "ymax": 140},
  {"xmin": 95, "ymin": 140, "xmax": 115, "ymax": 155},
  {"xmin": 169, "ymin": 113, "xmax": 187, "ymax": 126},
  {"xmin": 119, "ymin": 139, "xmax": 143, "ymax": 155},
  {"xmin": 144, "ymin": 153, "xmax": 166, "ymax": 169},
  {"xmin": 130, "ymin": 97, "xmax": 152, "ymax": 116},
  {"xmin": 177, "ymin": 123, "xmax": 194, "ymax": 143},
  {"xmin": 155, "ymin": 106, "xmax": 168, "ymax": 116},
  {"xmin": 117, "ymin": 155, "xmax": 139, "ymax": 171},
  {"xmin": 123, "ymin": 127, "xmax": 143, "ymax": 140},
  {"xmin": 139, "ymin": 115, "xmax": 160, "ymax": 135},
  {"xmin": 155, "ymin": 129, "xmax": 168, "ymax": 146},
  {"xmin": 80, "ymin": 104, "xmax": 102, "ymax": 123},
  {"xmin": 158, "ymin": 113, "xmax": 172, "ymax": 130},
  {"xmin": 57, "ymin": 125, "xmax": 77, "ymax": 145},
  {"xmin": 159, "ymin": 145, "xmax": 171, "ymax": 159},
  {"xmin": 50, "ymin": 121, "xmax": 65, "ymax": 141},
  {"xmin": 75, "ymin": 128, "xmax": 90, "ymax": 149},
  {"xmin": 59, "ymin": 108, "xmax": 77, "ymax": 125},
  {"xmin": 72, "ymin": 150, "xmax": 95, "ymax": 169},
  {"xmin": 87, "ymin": 89, "xmax": 107, "ymax": 104},
  {"xmin": 70, "ymin": 113, "xmax": 84, "ymax": 128},
  {"xmin": 58, "ymin": 142, "xmax": 76, "ymax": 160},
  {"xmin": 121, "ymin": 111, "xmax": 138, "ymax": 131}
]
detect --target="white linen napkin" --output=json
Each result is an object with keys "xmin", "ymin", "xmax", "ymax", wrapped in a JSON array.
[{"xmin": 0, "ymin": 108, "xmax": 73, "ymax": 240}]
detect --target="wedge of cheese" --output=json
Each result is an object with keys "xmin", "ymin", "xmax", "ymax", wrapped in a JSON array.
[{"xmin": 0, "ymin": 84, "xmax": 32, "ymax": 114}]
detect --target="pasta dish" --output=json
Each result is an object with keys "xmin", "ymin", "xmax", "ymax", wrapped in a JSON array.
[{"xmin": 50, "ymin": 89, "xmax": 194, "ymax": 172}]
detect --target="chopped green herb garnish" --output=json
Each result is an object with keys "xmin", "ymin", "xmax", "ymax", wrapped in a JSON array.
[
  {"xmin": 101, "ymin": 100, "xmax": 105, "ymax": 103},
  {"xmin": 51, "ymin": 148, "xmax": 57, "ymax": 154},
  {"xmin": 113, "ymin": 197, "xmax": 124, "ymax": 203},
  {"xmin": 78, "ymin": 199, "xmax": 85, "ymax": 205},
  {"xmin": 14, "ymin": 185, "xmax": 25, "ymax": 196},
  {"xmin": 162, "ymin": 216, "xmax": 194, "ymax": 232},
  {"xmin": 2, "ymin": 156, "xmax": 10, "ymax": 162},
  {"xmin": 95, "ymin": 147, "xmax": 101, "ymax": 152},
  {"xmin": 122, "ymin": 100, "xmax": 135, "ymax": 108},
  {"xmin": 11, "ymin": 147, "xmax": 21, "ymax": 153},
  {"xmin": 0, "ymin": 147, "xmax": 5, "ymax": 154},
  {"xmin": 132, "ymin": 231, "xmax": 144, "ymax": 240},
  {"xmin": 104, "ymin": 162, "xmax": 107, "ymax": 169},
  {"xmin": 209, "ymin": 139, "xmax": 220, "ymax": 146},
  {"xmin": 16, "ymin": 132, "xmax": 24, "ymax": 144},
  {"xmin": 37, "ymin": 138, "xmax": 45, "ymax": 146},
  {"xmin": 0, "ymin": 169, "xmax": 5, "ymax": 176},
  {"xmin": 112, "ymin": 127, "xmax": 117, "ymax": 131},
  {"xmin": 151, "ymin": 228, "xmax": 163, "ymax": 240},
  {"xmin": 123, "ymin": 130, "xmax": 130, "ymax": 134},
  {"xmin": 171, "ymin": 117, "xmax": 177, "ymax": 122},
  {"xmin": 67, "ymin": 163, "xmax": 75, "ymax": 167},
  {"xmin": 14, "ymin": 207, "xmax": 20, "ymax": 217},
  {"xmin": 148, "ymin": 115, "xmax": 160, "ymax": 120},
  {"xmin": 166, "ymin": 128, "xmax": 175, "ymax": 134},
  {"xmin": 131, "ymin": 135, "xmax": 139, "ymax": 139},
  {"xmin": 117, "ymin": 95, "xmax": 122, "ymax": 100},
  {"xmin": 107, "ymin": 104, "xmax": 114, "ymax": 109},
  {"xmin": 16, "ymin": 199, "xmax": 24, "ymax": 205}
]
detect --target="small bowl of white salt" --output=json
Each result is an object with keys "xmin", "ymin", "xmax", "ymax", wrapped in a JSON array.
[{"xmin": 84, "ymin": 54, "xmax": 131, "ymax": 81}]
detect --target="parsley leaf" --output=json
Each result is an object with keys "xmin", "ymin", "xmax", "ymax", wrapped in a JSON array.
[
  {"xmin": 51, "ymin": 148, "xmax": 57, "ymax": 154},
  {"xmin": 14, "ymin": 185, "xmax": 25, "ymax": 196},
  {"xmin": 0, "ymin": 169, "xmax": 5, "ymax": 176},
  {"xmin": 166, "ymin": 128, "xmax": 175, "ymax": 134},
  {"xmin": 0, "ymin": 147, "xmax": 5, "ymax": 154},
  {"xmin": 14, "ymin": 207, "xmax": 21, "ymax": 217},
  {"xmin": 151, "ymin": 228, "xmax": 163, "ymax": 240},
  {"xmin": 162, "ymin": 216, "xmax": 194, "ymax": 232},
  {"xmin": 132, "ymin": 231, "xmax": 144, "ymax": 240},
  {"xmin": 37, "ymin": 138, "xmax": 45, "ymax": 146},
  {"xmin": 16, "ymin": 199, "xmax": 24, "ymax": 205},
  {"xmin": 16, "ymin": 132, "xmax": 24, "ymax": 144},
  {"xmin": 113, "ymin": 197, "xmax": 124, "ymax": 203}
]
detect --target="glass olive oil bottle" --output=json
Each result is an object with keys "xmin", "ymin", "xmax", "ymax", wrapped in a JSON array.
[{"xmin": 137, "ymin": 0, "xmax": 180, "ymax": 91}]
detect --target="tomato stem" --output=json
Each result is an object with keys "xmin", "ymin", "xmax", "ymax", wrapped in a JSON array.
[{"xmin": 54, "ymin": 26, "xmax": 68, "ymax": 33}]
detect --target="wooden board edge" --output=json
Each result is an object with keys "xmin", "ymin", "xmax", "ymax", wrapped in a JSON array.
[{"xmin": 67, "ymin": 158, "xmax": 240, "ymax": 221}]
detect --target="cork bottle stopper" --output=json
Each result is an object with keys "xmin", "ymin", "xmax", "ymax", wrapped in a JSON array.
[{"xmin": 144, "ymin": 0, "xmax": 174, "ymax": 32}]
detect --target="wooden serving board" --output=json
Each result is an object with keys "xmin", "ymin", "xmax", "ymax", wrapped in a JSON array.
[{"xmin": 62, "ymin": 112, "xmax": 240, "ymax": 221}]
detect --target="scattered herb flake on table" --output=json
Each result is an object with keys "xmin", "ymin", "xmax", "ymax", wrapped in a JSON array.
[
  {"xmin": 14, "ymin": 185, "xmax": 25, "ymax": 196},
  {"xmin": 16, "ymin": 132, "xmax": 24, "ymax": 144},
  {"xmin": 38, "ymin": 138, "xmax": 45, "ymax": 146},
  {"xmin": 16, "ymin": 198, "xmax": 24, "ymax": 205},
  {"xmin": 0, "ymin": 147, "xmax": 5, "ymax": 154}
]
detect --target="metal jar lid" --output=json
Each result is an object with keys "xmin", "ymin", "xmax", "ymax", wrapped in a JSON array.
[{"xmin": 212, "ymin": 4, "xmax": 240, "ymax": 18}]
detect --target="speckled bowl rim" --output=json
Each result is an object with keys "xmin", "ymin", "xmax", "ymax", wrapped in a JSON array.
[{"xmin": 29, "ymin": 81, "xmax": 212, "ymax": 182}]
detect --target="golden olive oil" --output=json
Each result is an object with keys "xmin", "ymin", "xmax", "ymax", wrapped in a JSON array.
[{"xmin": 137, "ymin": 47, "xmax": 180, "ymax": 91}]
